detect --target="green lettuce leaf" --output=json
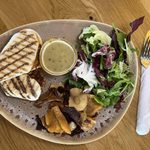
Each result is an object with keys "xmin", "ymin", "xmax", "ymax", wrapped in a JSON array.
[
  {"xmin": 79, "ymin": 25, "xmax": 112, "ymax": 56},
  {"xmin": 93, "ymin": 78, "xmax": 133, "ymax": 107},
  {"xmin": 107, "ymin": 61, "xmax": 130, "ymax": 81}
]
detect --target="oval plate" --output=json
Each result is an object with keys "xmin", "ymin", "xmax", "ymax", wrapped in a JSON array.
[{"xmin": 0, "ymin": 20, "xmax": 138, "ymax": 145}]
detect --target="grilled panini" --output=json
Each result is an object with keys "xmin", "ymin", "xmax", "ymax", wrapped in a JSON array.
[
  {"xmin": 0, "ymin": 29, "xmax": 42, "ymax": 101},
  {"xmin": 1, "ymin": 74, "xmax": 41, "ymax": 101},
  {"xmin": 0, "ymin": 29, "xmax": 42, "ymax": 82}
]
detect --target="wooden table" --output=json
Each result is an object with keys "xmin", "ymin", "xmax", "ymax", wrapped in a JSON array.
[{"xmin": 0, "ymin": 0, "xmax": 150, "ymax": 149}]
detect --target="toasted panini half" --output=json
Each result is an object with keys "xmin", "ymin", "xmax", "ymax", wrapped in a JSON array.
[
  {"xmin": 0, "ymin": 29, "xmax": 42, "ymax": 82},
  {"xmin": 1, "ymin": 74, "xmax": 41, "ymax": 101}
]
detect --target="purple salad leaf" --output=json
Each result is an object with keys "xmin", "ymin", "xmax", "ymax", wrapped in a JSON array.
[
  {"xmin": 93, "ymin": 56, "xmax": 114, "ymax": 88},
  {"xmin": 93, "ymin": 56, "xmax": 104, "ymax": 78},
  {"xmin": 104, "ymin": 56, "xmax": 113, "ymax": 69},
  {"xmin": 92, "ymin": 45, "xmax": 116, "ymax": 69},
  {"xmin": 92, "ymin": 45, "xmax": 109, "ymax": 57},
  {"xmin": 104, "ymin": 49, "xmax": 116, "ymax": 69},
  {"xmin": 111, "ymin": 29, "xmax": 120, "ymax": 58},
  {"xmin": 78, "ymin": 50, "xmax": 87, "ymax": 61},
  {"xmin": 127, "ymin": 16, "xmax": 144, "ymax": 42},
  {"xmin": 101, "ymin": 80, "xmax": 115, "ymax": 89}
]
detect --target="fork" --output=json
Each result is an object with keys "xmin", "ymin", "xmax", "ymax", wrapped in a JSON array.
[{"xmin": 141, "ymin": 31, "xmax": 150, "ymax": 68}]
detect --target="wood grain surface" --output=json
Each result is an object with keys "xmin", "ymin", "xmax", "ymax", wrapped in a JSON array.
[{"xmin": 0, "ymin": 0, "xmax": 150, "ymax": 149}]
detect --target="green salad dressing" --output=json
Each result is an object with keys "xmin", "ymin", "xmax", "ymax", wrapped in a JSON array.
[{"xmin": 43, "ymin": 40, "xmax": 75, "ymax": 73}]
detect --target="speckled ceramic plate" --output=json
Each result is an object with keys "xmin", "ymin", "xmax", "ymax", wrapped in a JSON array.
[{"xmin": 0, "ymin": 20, "xmax": 138, "ymax": 145}]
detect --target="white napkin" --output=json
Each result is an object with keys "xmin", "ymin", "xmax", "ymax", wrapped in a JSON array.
[{"xmin": 136, "ymin": 66, "xmax": 150, "ymax": 135}]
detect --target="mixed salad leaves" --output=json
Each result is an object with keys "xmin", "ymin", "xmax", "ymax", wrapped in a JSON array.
[{"xmin": 66, "ymin": 16, "xmax": 144, "ymax": 107}]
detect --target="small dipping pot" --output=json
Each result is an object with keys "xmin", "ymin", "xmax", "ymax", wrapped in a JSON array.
[{"xmin": 40, "ymin": 39, "xmax": 77, "ymax": 76}]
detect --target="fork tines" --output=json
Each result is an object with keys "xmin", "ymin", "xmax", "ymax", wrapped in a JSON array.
[{"xmin": 141, "ymin": 37, "xmax": 150, "ymax": 59}]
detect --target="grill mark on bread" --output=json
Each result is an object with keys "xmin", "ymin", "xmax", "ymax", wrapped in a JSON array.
[
  {"xmin": 0, "ymin": 42, "xmax": 37, "ymax": 63},
  {"xmin": 6, "ymin": 50, "xmax": 34, "ymax": 63},
  {"xmin": 1, "ymin": 82, "xmax": 12, "ymax": 95},
  {"xmin": 20, "ymin": 31, "xmax": 36, "ymax": 38},
  {"xmin": 5, "ymin": 80, "xmax": 14, "ymax": 94},
  {"xmin": 18, "ymin": 43, "xmax": 37, "ymax": 51},
  {"xmin": 0, "ymin": 63, "xmax": 28, "ymax": 80},
  {"xmin": 27, "ymin": 75, "xmax": 36, "ymax": 97},
  {"xmin": 16, "ymin": 76, "xmax": 27, "ymax": 93},
  {"xmin": 16, "ymin": 35, "xmax": 35, "ymax": 41},
  {"xmin": 11, "ymin": 78, "xmax": 25, "ymax": 98},
  {"xmin": 2, "ymin": 87, "xmax": 10, "ymax": 96},
  {"xmin": 1, "ymin": 85, "xmax": 10, "ymax": 96},
  {"xmin": 13, "ymin": 37, "xmax": 38, "ymax": 50},
  {"xmin": 4, "ymin": 34, "xmax": 34, "ymax": 51},
  {"xmin": 13, "ymin": 39, "xmax": 31, "ymax": 46},
  {"xmin": 0, "ymin": 51, "xmax": 34, "ymax": 72},
  {"xmin": 2, "ymin": 59, "xmax": 18, "ymax": 69},
  {"xmin": 2, "ymin": 74, "xmax": 41, "ymax": 100},
  {"xmin": 1, "ymin": 54, "xmax": 30, "ymax": 71},
  {"xmin": 27, "ymin": 95, "xmax": 30, "ymax": 99},
  {"xmin": 10, "ymin": 53, "xmax": 32, "ymax": 61}
]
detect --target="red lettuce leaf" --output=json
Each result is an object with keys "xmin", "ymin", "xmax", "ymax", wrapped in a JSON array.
[
  {"xmin": 104, "ymin": 49, "xmax": 116, "ymax": 69},
  {"xmin": 92, "ymin": 45, "xmax": 109, "ymax": 57},
  {"xmin": 93, "ymin": 56, "xmax": 114, "ymax": 88},
  {"xmin": 93, "ymin": 56, "xmax": 104, "ymax": 78},
  {"xmin": 101, "ymin": 80, "xmax": 115, "ymax": 89},
  {"xmin": 78, "ymin": 50, "xmax": 87, "ymax": 61},
  {"xmin": 92, "ymin": 45, "xmax": 116, "ymax": 69},
  {"xmin": 111, "ymin": 29, "xmax": 120, "ymax": 59},
  {"xmin": 127, "ymin": 16, "xmax": 144, "ymax": 42}
]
